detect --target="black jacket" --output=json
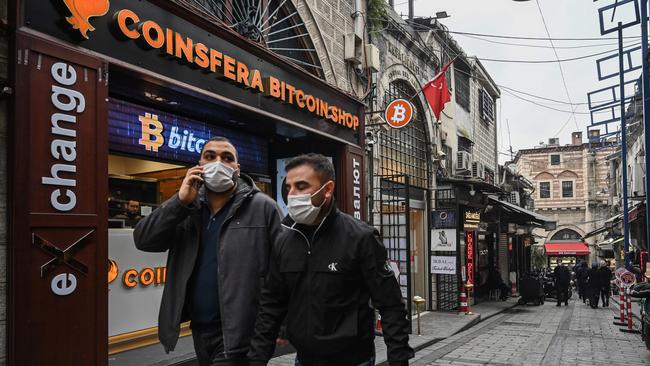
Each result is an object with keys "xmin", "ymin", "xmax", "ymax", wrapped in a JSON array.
[
  {"xmin": 599, "ymin": 267, "xmax": 613, "ymax": 289},
  {"xmin": 134, "ymin": 174, "xmax": 282, "ymax": 356},
  {"xmin": 248, "ymin": 203, "xmax": 414, "ymax": 366}
]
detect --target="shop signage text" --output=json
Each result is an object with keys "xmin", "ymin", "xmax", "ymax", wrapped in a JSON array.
[
  {"xmin": 42, "ymin": 62, "xmax": 84, "ymax": 212},
  {"xmin": 352, "ymin": 157, "xmax": 362, "ymax": 220},
  {"xmin": 431, "ymin": 256, "xmax": 456, "ymax": 275},
  {"xmin": 432, "ymin": 210, "xmax": 456, "ymax": 229},
  {"xmin": 466, "ymin": 231, "xmax": 475, "ymax": 284},
  {"xmin": 123, "ymin": 266, "xmax": 167, "ymax": 288},
  {"xmin": 464, "ymin": 210, "xmax": 481, "ymax": 229},
  {"xmin": 110, "ymin": 9, "xmax": 358, "ymax": 131},
  {"xmin": 109, "ymin": 99, "xmax": 268, "ymax": 172}
]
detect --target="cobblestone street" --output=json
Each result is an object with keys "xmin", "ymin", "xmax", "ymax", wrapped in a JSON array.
[{"xmin": 411, "ymin": 298, "xmax": 650, "ymax": 366}]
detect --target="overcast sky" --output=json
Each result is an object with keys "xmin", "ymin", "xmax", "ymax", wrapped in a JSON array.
[{"xmin": 392, "ymin": 0, "xmax": 643, "ymax": 163}]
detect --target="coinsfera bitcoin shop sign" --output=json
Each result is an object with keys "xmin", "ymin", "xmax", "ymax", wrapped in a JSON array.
[{"xmin": 24, "ymin": 0, "xmax": 363, "ymax": 145}]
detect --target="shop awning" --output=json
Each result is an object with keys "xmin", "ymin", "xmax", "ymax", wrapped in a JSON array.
[
  {"xmin": 544, "ymin": 242, "xmax": 590, "ymax": 256},
  {"xmin": 582, "ymin": 225, "xmax": 609, "ymax": 240},
  {"xmin": 488, "ymin": 196, "xmax": 556, "ymax": 229}
]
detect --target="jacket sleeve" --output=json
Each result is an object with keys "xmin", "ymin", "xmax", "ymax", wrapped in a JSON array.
[
  {"xmin": 247, "ymin": 247, "xmax": 289, "ymax": 366},
  {"xmin": 133, "ymin": 194, "xmax": 197, "ymax": 252},
  {"xmin": 360, "ymin": 230, "xmax": 414, "ymax": 366}
]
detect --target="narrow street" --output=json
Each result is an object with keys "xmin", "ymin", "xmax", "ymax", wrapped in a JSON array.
[{"xmin": 411, "ymin": 299, "xmax": 650, "ymax": 366}]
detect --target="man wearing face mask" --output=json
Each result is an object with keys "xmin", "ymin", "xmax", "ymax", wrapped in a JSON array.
[
  {"xmin": 134, "ymin": 137, "xmax": 282, "ymax": 366},
  {"xmin": 248, "ymin": 153, "xmax": 413, "ymax": 366}
]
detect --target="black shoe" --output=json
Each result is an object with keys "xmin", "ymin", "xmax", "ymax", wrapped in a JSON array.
[{"xmin": 556, "ymin": 303, "xmax": 561, "ymax": 307}]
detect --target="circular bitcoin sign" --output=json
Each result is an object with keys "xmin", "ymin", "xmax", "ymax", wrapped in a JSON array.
[{"xmin": 384, "ymin": 98, "xmax": 414, "ymax": 129}]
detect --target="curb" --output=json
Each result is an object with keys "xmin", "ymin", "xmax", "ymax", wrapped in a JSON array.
[{"xmin": 375, "ymin": 302, "xmax": 517, "ymax": 366}]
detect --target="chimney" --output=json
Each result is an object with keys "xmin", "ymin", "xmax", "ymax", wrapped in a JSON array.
[
  {"xmin": 572, "ymin": 132, "xmax": 583, "ymax": 145},
  {"xmin": 408, "ymin": 0, "xmax": 414, "ymax": 20}
]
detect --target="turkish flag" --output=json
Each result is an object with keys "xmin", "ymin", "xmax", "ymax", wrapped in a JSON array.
[{"xmin": 423, "ymin": 61, "xmax": 453, "ymax": 121}]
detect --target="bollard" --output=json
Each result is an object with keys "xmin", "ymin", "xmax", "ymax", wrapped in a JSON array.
[
  {"xmin": 614, "ymin": 282, "xmax": 627, "ymax": 326},
  {"xmin": 413, "ymin": 296, "xmax": 426, "ymax": 336},
  {"xmin": 465, "ymin": 282, "xmax": 474, "ymax": 315},
  {"xmin": 459, "ymin": 286, "xmax": 468, "ymax": 314},
  {"xmin": 620, "ymin": 286, "xmax": 640, "ymax": 333}
]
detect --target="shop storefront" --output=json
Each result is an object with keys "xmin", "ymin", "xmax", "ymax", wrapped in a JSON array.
[{"xmin": 10, "ymin": 1, "xmax": 365, "ymax": 364}]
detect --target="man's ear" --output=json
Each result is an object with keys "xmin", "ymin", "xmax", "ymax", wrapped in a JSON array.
[{"xmin": 325, "ymin": 180, "xmax": 335, "ymax": 199}]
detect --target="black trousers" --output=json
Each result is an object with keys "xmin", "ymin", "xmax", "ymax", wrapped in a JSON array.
[
  {"xmin": 191, "ymin": 323, "xmax": 249, "ymax": 366},
  {"xmin": 601, "ymin": 287, "xmax": 610, "ymax": 306},
  {"xmin": 556, "ymin": 285, "xmax": 569, "ymax": 305}
]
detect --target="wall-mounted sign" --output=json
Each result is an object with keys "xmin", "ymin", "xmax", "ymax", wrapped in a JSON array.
[
  {"xmin": 466, "ymin": 231, "xmax": 475, "ymax": 284},
  {"xmin": 464, "ymin": 210, "xmax": 481, "ymax": 229},
  {"xmin": 12, "ymin": 33, "xmax": 108, "ymax": 365},
  {"xmin": 108, "ymin": 99, "xmax": 268, "ymax": 173},
  {"xmin": 385, "ymin": 98, "xmax": 414, "ymax": 129},
  {"xmin": 431, "ymin": 229, "xmax": 457, "ymax": 252},
  {"xmin": 431, "ymin": 256, "xmax": 457, "ymax": 275},
  {"xmin": 25, "ymin": 0, "xmax": 364, "ymax": 145},
  {"xmin": 431, "ymin": 210, "xmax": 456, "ymax": 228}
]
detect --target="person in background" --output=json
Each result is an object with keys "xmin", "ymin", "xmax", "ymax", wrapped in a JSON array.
[
  {"xmin": 575, "ymin": 261, "xmax": 588, "ymax": 304},
  {"xmin": 134, "ymin": 136, "xmax": 282, "ymax": 366},
  {"xmin": 554, "ymin": 260, "xmax": 571, "ymax": 307},
  {"xmin": 113, "ymin": 199, "xmax": 143, "ymax": 228},
  {"xmin": 586, "ymin": 262, "xmax": 602, "ymax": 309},
  {"xmin": 488, "ymin": 265, "xmax": 510, "ymax": 301},
  {"xmin": 599, "ymin": 260, "xmax": 613, "ymax": 307},
  {"xmin": 248, "ymin": 153, "xmax": 413, "ymax": 366}
]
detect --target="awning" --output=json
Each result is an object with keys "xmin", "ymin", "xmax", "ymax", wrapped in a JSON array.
[
  {"xmin": 544, "ymin": 242, "xmax": 590, "ymax": 256},
  {"xmin": 582, "ymin": 225, "xmax": 609, "ymax": 240},
  {"xmin": 488, "ymin": 196, "xmax": 556, "ymax": 229}
]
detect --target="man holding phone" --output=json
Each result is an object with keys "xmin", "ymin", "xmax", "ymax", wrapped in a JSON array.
[{"xmin": 134, "ymin": 136, "xmax": 282, "ymax": 365}]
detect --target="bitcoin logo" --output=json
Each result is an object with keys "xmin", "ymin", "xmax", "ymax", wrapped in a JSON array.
[
  {"xmin": 138, "ymin": 113, "xmax": 165, "ymax": 152},
  {"xmin": 391, "ymin": 104, "xmax": 407, "ymax": 124},
  {"xmin": 385, "ymin": 99, "xmax": 413, "ymax": 129}
]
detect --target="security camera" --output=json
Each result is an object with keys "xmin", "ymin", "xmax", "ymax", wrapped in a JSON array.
[
  {"xmin": 354, "ymin": 63, "xmax": 364, "ymax": 74},
  {"xmin": 365, "ymin": 131, "xmax": 376, "ymax": 147},
  {"xmin": 437, "ymin": 150, "xmax": 446, "ymax": 158}
]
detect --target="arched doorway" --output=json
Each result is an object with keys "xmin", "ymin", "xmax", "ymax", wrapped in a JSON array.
[{"xmin": 374, "ymin": 79, "xmax": 431, "ymax": 316}]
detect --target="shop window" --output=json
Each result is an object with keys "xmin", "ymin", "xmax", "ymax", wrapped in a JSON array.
[
  {"xmin": 562, "ymin": 181, "xmax": 573, "ymax": 198},
  {"xmin": 550, "ymin": 154, "xmax": 561, "ymax": 165},
  {"xmin": 539, "ymin": 182, "xmax": 551, "ymax": 199}
]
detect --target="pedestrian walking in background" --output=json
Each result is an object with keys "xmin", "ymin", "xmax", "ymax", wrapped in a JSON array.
[
  {"xmin": 575, "ymin": 261, "xmax": 588, "ymax": 303},
  {"xmin": 554, "ymin": 260, "xmax": 571, "ymax": 306},
  {"xmin": 599, "ymin": 260, "xmax": 612, "ymax": 307},
  {"xmin": 248, "ymin": 153, "xmax": 414, "ymax": 366},
  {"xmin": 586, "ymin": 262, "xmax": 602, "ymax": 309},
  {"xmin": 134, "ymin": 137, "xmax": 282, "ymax": 366}
]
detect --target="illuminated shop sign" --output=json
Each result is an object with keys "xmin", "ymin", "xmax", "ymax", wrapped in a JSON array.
[
  {"xmin": 464, "ymin": 210, "xmax": 481, "ymax": 229},
  {"xmin": 466, "ymin": 231, "xmax": 475, "ymax": 285},
  {"xmin": 108, "ymin": 99, "xmax": 268, "ymax": 173},
  {"xmin": 25, "ymin": 0, "xmax": 364, "ymax": 145}
]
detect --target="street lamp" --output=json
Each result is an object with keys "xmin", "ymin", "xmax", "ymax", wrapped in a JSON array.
[{"xmin": 429, "ymin": 11, "xmax": 450, "ymax": 25}]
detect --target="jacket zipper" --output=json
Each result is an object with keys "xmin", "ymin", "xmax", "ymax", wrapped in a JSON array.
[{"xmin": 213, "ymin": 191, "xmax": 250, "ymax": 358}]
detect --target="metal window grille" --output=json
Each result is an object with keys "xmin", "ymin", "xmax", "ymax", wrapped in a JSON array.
[{"xmin": 378, "ymin": 80, "xmax": 429, "ymax": 189}]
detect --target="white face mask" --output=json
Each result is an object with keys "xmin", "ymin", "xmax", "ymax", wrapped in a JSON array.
[
  {"xmin": 202, "ymin": 161, "xmax": 238, "ymax": 193},
  {"xmin": 287, "ymin": 184, "xmax": 328, "ymax": 225}
]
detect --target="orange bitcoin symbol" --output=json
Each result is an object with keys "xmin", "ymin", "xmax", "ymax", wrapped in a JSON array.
[
  {"xmin": 385, "ymin": 99, "xmax": 413, "ymax": 129},
  {"xmin": 138, "ymin": 113, "xmax": 165, "ymax": 152}
]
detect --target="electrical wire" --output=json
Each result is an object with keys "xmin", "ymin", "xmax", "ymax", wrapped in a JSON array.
[
  {"xmin": 478, "ymin": 42, "xmax": 641, "ymax": 63},
  {"xmin": 535, "ymin": 0, "xmax": 579, "ymax": 132},
  {"xmin": 456, "ymin": 33, "xmax": 638, "ymax": 50}
]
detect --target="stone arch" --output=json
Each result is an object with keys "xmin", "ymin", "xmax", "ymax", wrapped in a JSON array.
[
  {"xmin": 533, "ymin": 171, "xmax": 554, "ymax": 180},
  {"xmin": 546, "ymin": 225, "xmax": 586, "ymax": 242},
  {"xmin": 292, "ymin": 0, "xmax": 337, "ymax": 85},
  {"xmin": 557, "ymin": 170, "xmax": 579, "ymax": 179}
]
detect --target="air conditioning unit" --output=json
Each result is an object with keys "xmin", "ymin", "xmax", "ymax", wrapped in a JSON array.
[
  {"xmin": 471, "ymin": 161, "xmax": 485, "ymax": 180},
  {"xmin": 456, "ymin": 151, "xmax": 471, "ymax": 174},
  {"xmin": 548, "ymin": 138, "xmax": 560, "ymax": 146},
  {"xmin": 509, "ymin": 191, "xmax": 521, "ymax": 206}
]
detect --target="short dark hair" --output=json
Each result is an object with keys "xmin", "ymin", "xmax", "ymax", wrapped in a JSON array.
[
  {"xmin": 285, "ymin": 153, "xmax": 335, "ymax": 184},
  {"xmin": 201, "ymin": 136, "xmax": 238, "ymax": 162}
]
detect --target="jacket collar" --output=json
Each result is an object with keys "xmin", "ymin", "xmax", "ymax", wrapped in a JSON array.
[{"xmin": 192, "ymin": 173, "xmax": 259, "ymax": 229}]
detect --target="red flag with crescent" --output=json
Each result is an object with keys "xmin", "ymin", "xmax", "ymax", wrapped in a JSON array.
[{"xmin": 422, "ymin": 61, "xmax": 453, "ymax": 121}]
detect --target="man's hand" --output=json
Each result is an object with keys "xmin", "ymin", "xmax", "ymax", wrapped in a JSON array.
[
  {"xmin": 275, "ymin": 337, "xmax": 289, "ymax": 347},
  {"xmin": 179, "ymin": 166, "xmax": 204, "ymax": 205}
]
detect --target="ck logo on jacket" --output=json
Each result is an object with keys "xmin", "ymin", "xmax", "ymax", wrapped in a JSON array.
[{"xmin": 328, "ymin": 262, "xmax": 338, "ymax": 272}]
